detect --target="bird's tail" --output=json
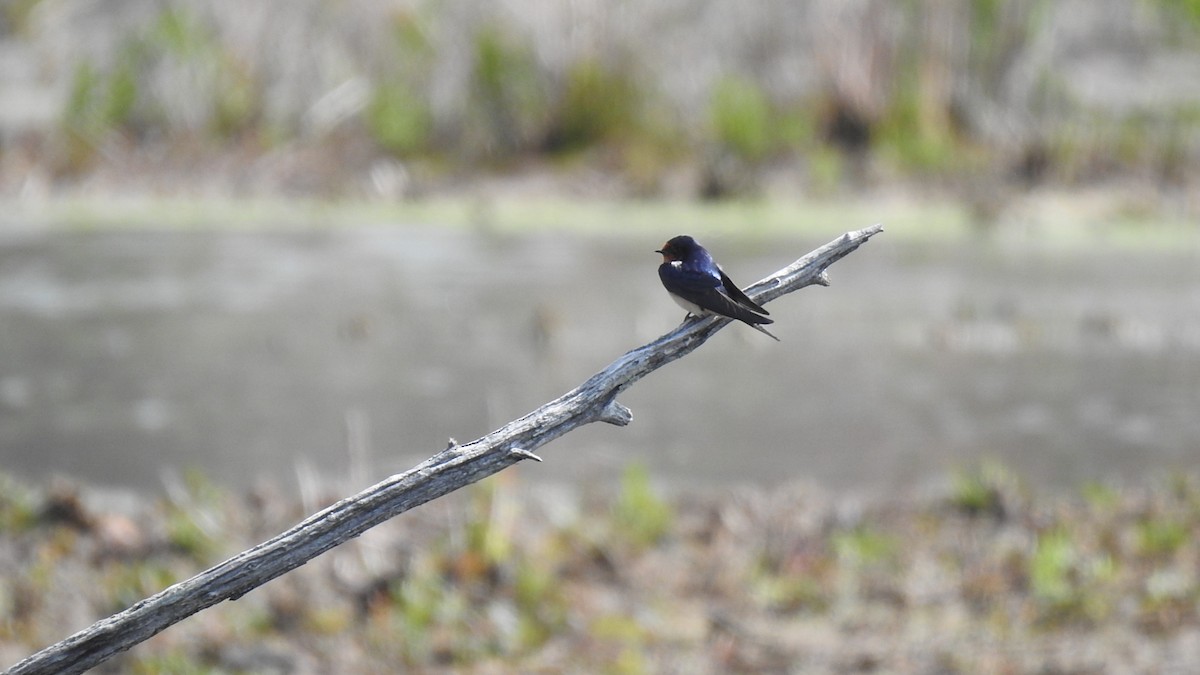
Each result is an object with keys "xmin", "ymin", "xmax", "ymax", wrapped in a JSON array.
[
  {"xmin": 725, "ymin": 303, "xmax": 780, "ymax": 341},
  {"xmin": 746, "ymin": 321, "xmax": 781, "ymax": 341}
]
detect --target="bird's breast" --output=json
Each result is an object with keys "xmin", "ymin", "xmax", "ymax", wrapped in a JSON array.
[{"xmin": 668, "ymin": 292, "xmax": 709, "ymax": 317}]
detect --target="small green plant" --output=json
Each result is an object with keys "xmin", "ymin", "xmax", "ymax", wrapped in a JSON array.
[
  {"xmin": 63, "ymin": 51, "xmax": 139, "ymax": 142},
  {"xmin": 163, "ymin": 506, "xmax": 218, "ymax": 562},
  {"xmin": 546, "ymin": 58, "xmax": 642, "ymax": 153},
  {"xmin": 611, "ymin": 463, "xmax": 673, "ymax": 549},
  {"xmin": 950, "ymin": 462, "xmax": 1013, "ymax": 517},
  {"xmin": 1028, "ymin": 529, "xmax": 1075, "ymax": 605},
  {"xmin": 1136, "ymin": 517, "xmax": 1189, "ymax": 558},
  {"xmin": 1157, "ymin": 0, "xmax": 1200, "ymax": 34},
  {"xmin": 1, "ymin": 0, "xmax": 45, "ymax": 34},
  {"xmin": 367, "ymin": 82, "xmax": 433, "ymax": 156},
  {"xmin": 463, "ymin": 476, "xmax": 520, "ymax": 569},
  {"xmin": 0, "ymin": 473, "xmax": 40, "ymax": 532},
  {"xmin": 805, "ymin": 145, "xmax": 845, "ymax": 193},
  {"xmin": 62, "ymin": 5, "xmax": 267, "ymax": 149},
  {"xmin": 512, "ymin": 558, "xmax": 567, "ymax": 649},
  {"xmin": 1081, "ymin": 482, "xmax": 1120, "ymax": 512},
  {"xmin": 876, "ymin": 106, "xmax": 958, "ymax": 174},
  {"xmin": 367, "ymin": 477, "xmax": 567, "ymax": 665},
  {"xmin": 873, "ymin": 46, "xmax": 961, "ymax": 175},
  {"xmin": 833, "ymin": 526, "xmax": 899, "ymax": 568},
  {"xmin": 393, "ymin": 571, "xmax": 441, "ymax": 634},
  {"xmin": 1027, "ymin": 528, "xmax": 1115, "ymax": 625},
  {"xmin": 150, "ymin": 6, "xmax": 210, "ymax": 58},
  {"xmin": 149, "ymin": 8, "xmax": 262, "ymax": 139},
  {"xmin": 367, "ymin": 12, "xmax": 436, "ymax": 156},
  {"xmin": 470, "ymin": 24, "xmax": 548, "ymax": 156},
  {"xmin": 377, "ymin": 555, "xmax": 470, "ymax": 664},
  {"xmin": 709, "ymin": 75, "xmax": 773, "ymax": 163},
  {"xmin": 210, "ymin": 54, "xmax": 260, "ymax": 139},
  {"xmin": 775, "ymin": 104, "xmax": 819, "ymax": 151},
  {"xmin": 589, "ymin": 613, "xmax": 650, "ymax": 675},
  {"xmin": 162, "ymin": 469, "xmax": 224, "ymax": 562},
  {"xmin": 103, "ymin": 560, "xmax": 179, "ymax": 613},
  {"xmin": 750, "ymin": 563, "xmax": 831, "ymax": 613}
]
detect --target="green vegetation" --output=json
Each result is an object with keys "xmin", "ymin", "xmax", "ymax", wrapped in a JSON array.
[
  {"xmin": 1, "ymin": 0, "xmax": 44, "ymax": 32},
  {"xmin": 365, "ymin": 12, "xmax": 436, "ymax": 157},
  {"xmin": 161, "ymin": 469, "xmax": 226, "ymax": 562},
  {"xmin": 833, "ymin": 526, "xmax": 899, "ymax": 568},
  {"xmin": 709, "ymin": 76, "xmax": 773, "ymax": 163},
  {"xmin": 357, "ymin": 477, "xmax": 573, "ymax": 665},
  {"xmin": 69, "ymin": 56, "xmax": 138, "ymax": 137},
  {"xmin": 1137, "ymin": 516, "xmax": 1190, "ymax": 558},
  {"xmin": 150, "ymin": 7, "xmax": 264, "ymax": 140},
  {"xmin": 0, "ymin": 474, "xmax": 40, "ymax": 533},
  {"xmin": 1027, "ymin": 527, "xmax": 1116, "ymax": 625},
  {"xmin": 548, "ymin": 58, "xmax": 644, "ymax": 154},
  {"xmin": 61, "ymin": 55, "xmax": 139, "ymax": 170},
  {"xmin": 469, "ymin": 25, "xmax": 548, "ymax": 157},
  {"xmin": 876, "ymin": 81, "xmax": 962, "ymax": 174},
  {"xmin": 610, "ymin": 462, "xmax": 674, "ymax": 549},
  {"xmin": 17, "ymin": 0, "xmax": 1194, "ymax": 210},
  {"xmin": 949, "ymin": 461, "xmax": 1018, "ymax": 517},
  {"xmin": 102, "ymin": 561, "xmax": 180, "ymax": 613},
  {"xmin": 749, "ymin": 561, "xmax": 831, "ymax": 613},
  {"xmin": 58, "ymin": 5, "xmax": 265, "ymax": 171},
  {"xmin": 1159, "ymin": 0, "xmax": 1200, "ymax": 33},
  {"xmin": 366, "ymin": 82, "xmax": 432, "ymax": 156}
]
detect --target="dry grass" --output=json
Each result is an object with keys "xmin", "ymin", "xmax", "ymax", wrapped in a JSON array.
[{"xmin": 2, "ymin": 467, "xmax": 1199, "ymax": 673}]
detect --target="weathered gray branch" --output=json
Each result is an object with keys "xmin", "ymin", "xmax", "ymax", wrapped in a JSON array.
[{"xmin": 5, "ymin": 224, "xmax": 882, "ymax": 675}]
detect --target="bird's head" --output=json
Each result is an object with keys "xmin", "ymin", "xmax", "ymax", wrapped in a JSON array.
[{"xmin": 655, "ymin": 235, "xmax": 699, "ymax": 262}]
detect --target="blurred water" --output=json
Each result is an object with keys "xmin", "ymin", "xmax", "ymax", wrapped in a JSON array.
[{"xmin": 1, "ymin": 227, "xmax": 1198, "ymax": 494}]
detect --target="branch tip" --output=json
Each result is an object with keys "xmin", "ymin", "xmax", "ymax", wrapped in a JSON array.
[
  {"xmin": 509, "ymin": 447, "xmax": 543, "ymax": 462},
  {"xmin": 598, "ymin": 400, "xmax": 633, "ymax": 426}
]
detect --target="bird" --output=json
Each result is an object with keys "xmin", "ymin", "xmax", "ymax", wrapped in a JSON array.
[{"xmin": 655, "ymin": 235, "xmax": 779, "ymax": 341}]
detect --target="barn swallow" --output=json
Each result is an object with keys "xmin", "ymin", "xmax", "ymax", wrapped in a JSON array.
[{"xmin": 655, "ymin": 235, "xmax": 779, "ymax": 341}]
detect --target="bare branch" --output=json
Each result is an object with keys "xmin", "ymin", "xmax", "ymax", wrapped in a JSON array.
[{"xmin": 5, "ymin": 224, "xmax": 882, "ymax": 675}]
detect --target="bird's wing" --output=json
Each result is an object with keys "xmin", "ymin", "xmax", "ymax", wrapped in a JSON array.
[
  {"xmin": 661, "ymin": 266, "xmax": 773, "ymax": 326},
  {"xmin": 717, "ymin": 269, "xmax": 769, "ymax": 315}
]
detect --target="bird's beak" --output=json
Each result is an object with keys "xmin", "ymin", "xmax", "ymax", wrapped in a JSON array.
[{"xmin": 654, "ymin": 249, "xmax": 663, "ymax": 254}]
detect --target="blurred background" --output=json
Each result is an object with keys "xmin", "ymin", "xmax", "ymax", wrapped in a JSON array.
[
  {"xmin": 5, "ymin": 2, "xmax": 1200, "ymax": 673},
  {"xmin": 1, "ymin": 0, "xmax": 1199, "ymax": 494}
]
